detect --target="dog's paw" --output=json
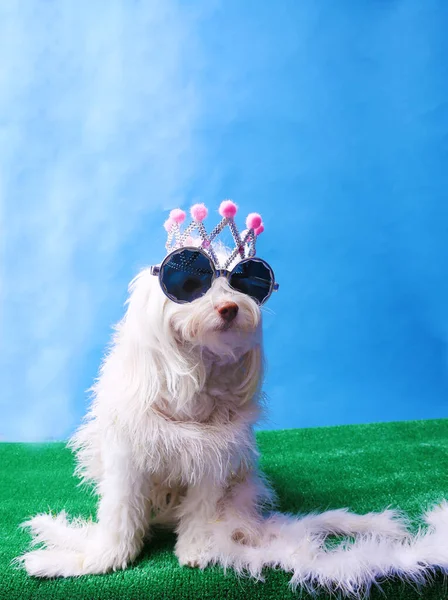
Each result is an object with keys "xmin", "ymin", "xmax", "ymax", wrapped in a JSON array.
[
  {"xmin": 179, "ymin": 557, "xmax": 201, "ymax": 568},
  {"xmin": 175, "ymin": 541, "xmax": 209, "ymax": 569}
]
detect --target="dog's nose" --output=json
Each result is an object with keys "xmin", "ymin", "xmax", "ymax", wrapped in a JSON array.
[{"xmin": 216, "ymin": 301, "xmax": 239, "ymax": 323}]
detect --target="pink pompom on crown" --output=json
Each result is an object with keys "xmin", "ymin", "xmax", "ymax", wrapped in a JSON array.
[
  {"xmin": 246, "ymin": 213, "xmax": 262, "ymax": 230},
  {"xmin": 169, "ymin": 208, "xmax": 186, "ymax": 224},
  {"xmin": 163, "ymin": 218, "xmax": 174, "ymax": 232},
  {"xmin": 255, "ymin": 223, "xmax": 264, "ymax": 235},
  {"xmin": 219, "ymin": 200, "xmax": 238, "ymax": 219},
  {"xmin": 190, "ymin": 203, "xmax": 208, "ymax": 222}
]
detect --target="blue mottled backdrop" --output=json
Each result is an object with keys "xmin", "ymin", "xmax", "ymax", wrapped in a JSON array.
[{"xmin": 1, "ymin": 1, "xmax": 447, "ymax": 441}]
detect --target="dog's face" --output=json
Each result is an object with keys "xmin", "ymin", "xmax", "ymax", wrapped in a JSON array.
[
  {"xmin": 126, "ymin": 252, "xmax": 264, "ymax": 408},
  {"xmin": 164, "ymin": 276, "xmax": 262, "ymax": 358}
]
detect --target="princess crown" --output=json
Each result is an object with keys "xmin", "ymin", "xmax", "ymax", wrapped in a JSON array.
[{"xmin": 163, "ymin": 200, "xmax": 265, "ymax": 269}]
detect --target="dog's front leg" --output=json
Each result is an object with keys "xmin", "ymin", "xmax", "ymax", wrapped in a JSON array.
[
  {"xmin": 174, "ymin": 478, "xmax": 225, "ymax": 568},
  {"xmin": 83, "ymin": 438, "xmax": 152, "ymax": 573},
  {"xmin": 175, "ymin": 469, "xmax": 266, "ymax": 568},
  {"xmin": 18, "ymin": 438, "xmax": 152, "ymax": 577}
]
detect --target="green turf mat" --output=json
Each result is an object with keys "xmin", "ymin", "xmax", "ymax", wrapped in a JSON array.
[{"xmin": 1, "ymin": 419, "xmax": 447, "ymax": 599}]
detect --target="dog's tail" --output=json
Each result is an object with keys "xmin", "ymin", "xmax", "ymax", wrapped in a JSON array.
[{"xmin": 205, "ymin": 501, "xmax": 448, "ymax": 597}]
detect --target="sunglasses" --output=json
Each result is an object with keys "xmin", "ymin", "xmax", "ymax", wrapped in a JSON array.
[{"xmin": 150, "ymin": 247, "xmax": 279, "ymax": 305}]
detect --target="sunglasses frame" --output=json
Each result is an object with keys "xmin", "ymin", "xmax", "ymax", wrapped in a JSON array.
[{"xmin": 150, "ymin": 246, "xmax": 279, "ymax": 305}]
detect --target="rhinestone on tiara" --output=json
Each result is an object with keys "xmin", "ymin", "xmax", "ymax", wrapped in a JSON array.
[{"xmin": 163, "ymin": 200, "xmax": 265, "ymax": 270}]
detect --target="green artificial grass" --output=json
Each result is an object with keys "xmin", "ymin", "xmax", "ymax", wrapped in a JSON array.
[{"xmin": 1, "ymin": 419, "xmax": 447, "ymax": 599}]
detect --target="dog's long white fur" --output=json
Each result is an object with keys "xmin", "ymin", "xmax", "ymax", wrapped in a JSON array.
[{"xmin": 14, "ymin": 249, "xmax": 448, "ymax": 596}]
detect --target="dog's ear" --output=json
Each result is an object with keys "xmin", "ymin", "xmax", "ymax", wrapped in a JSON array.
[{"xmin": 118, "ymin": 268, "xmax": 206, "ymax": 414}]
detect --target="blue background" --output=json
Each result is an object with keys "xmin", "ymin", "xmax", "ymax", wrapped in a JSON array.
[{"xmin": 1, "ymin": 1, "xmax": 447, "ymax": 441}]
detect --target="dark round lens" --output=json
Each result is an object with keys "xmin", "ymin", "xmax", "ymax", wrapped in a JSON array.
[
  {"xmin": 228, "ymin": 259, "xmax": 274, "ymax": 305},
  {"xmin": 160, "ymin": 248, "xmax": 214, "ymax": 303}
]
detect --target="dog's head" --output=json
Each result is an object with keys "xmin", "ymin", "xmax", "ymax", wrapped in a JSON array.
[{"xmin": 122, "ymin": 248, "xmax": 264, "ymax": 411}]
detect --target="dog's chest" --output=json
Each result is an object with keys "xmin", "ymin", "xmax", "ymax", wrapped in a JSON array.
[
  {"xmin": 134, "ymin": 404, "xmax": 257, "ymax": 488},
  {"xmin": 129, "ymin": 361, "xmax": 259, "ymax": 486}
]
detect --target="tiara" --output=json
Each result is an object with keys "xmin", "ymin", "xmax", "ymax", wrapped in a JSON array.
[{"xmin": 163, "ymin": 200, "xmax": 265, "ymax": 269}]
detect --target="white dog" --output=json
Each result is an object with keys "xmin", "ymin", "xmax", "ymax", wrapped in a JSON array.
[{"xmin": 16, "ymin": 204, "xmax": 448, "ymax": 596}]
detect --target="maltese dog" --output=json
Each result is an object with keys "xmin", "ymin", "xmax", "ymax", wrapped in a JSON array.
[{"xmin": 15, "ymin": 203, "xmax": 448, "ymax": 596}]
